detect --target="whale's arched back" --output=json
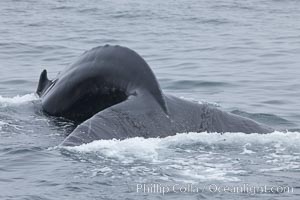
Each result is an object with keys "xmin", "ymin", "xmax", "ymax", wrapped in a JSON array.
[{"xmin": 38, "ymin": 45, "xmax": 168, "ymax": 121}]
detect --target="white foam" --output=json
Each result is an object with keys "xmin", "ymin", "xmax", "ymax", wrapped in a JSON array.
[
  {"xmin": 179, "ymin": 96, "xmax": 220, "ymax": 107},
  {"xmin": 179, "ymin": 96, "xmax": 203, "ymax": 104},
  {"xmin": 66, "ymin": 131, "xmax": 300, "ymax": 158},
  {"xmin": 64, "ymin": 131, "xmax": 300, "ymax": 182},
  {"xmin": 0, "ymin": 121, "xmax": 8, "ymax": 131},
  {"xmin": 0, "ymin": 93, "xmax": 38, "ymax": 106},
  {"xmin": 240, "ymin": 143, "xmax": 256, "ymax": 154},
  {"xmin": 66, "ymin": 137, "xmax": 161, "ymax": 161}
]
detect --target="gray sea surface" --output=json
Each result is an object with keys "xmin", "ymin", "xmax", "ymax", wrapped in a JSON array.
[{"xmin": 0, "ymin": 0, "xmax": 300, "ymax": 199}]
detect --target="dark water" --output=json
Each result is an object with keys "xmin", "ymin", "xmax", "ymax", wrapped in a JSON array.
[{"xmin": 1, "ymin": 0, "xmax": 300, "ymax": 199}]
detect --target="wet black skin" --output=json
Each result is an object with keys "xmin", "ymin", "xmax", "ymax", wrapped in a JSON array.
[{"xmin": 37, "ymin": 45, "xmax": 273, "ymax": 146}]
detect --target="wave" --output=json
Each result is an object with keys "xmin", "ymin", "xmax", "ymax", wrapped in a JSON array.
[
  {"xmin": 0, "ymin": 93, "xmax": 38, "ymax": 107},
  {"xmin": 0, "ymin": 120, "xmax": 8, "ymax": 131},
  {"xmin": 64, "ymin": 131, "xmax": 300, "ymax": 160},
  {"xmin": 61, "ymin": 131, "xmax": 300, "ymax": 182}
]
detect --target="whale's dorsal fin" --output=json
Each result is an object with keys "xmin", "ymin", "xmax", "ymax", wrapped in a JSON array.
[{"xmin": 36, "ymin": 69, "xmax": 52, "ymax": 97}]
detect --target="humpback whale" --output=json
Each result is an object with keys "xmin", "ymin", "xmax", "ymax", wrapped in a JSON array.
[{"xmin": 37, "ymin": 45, "xmax": 273, "ymax": 146}]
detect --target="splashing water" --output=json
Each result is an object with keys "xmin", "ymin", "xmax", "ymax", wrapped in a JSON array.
[
  {"xmin": 0, "ymin": 93, "xmax": 38, "ymax": 107},
  {"xmin": 65, "ymin": 131, "xmax": 300, "ymax": 160}
]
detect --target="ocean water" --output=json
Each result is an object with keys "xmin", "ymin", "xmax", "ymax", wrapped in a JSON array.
[{"xmin": 1, "ymin": 0, "xmax": 300, "ymax": 199}]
